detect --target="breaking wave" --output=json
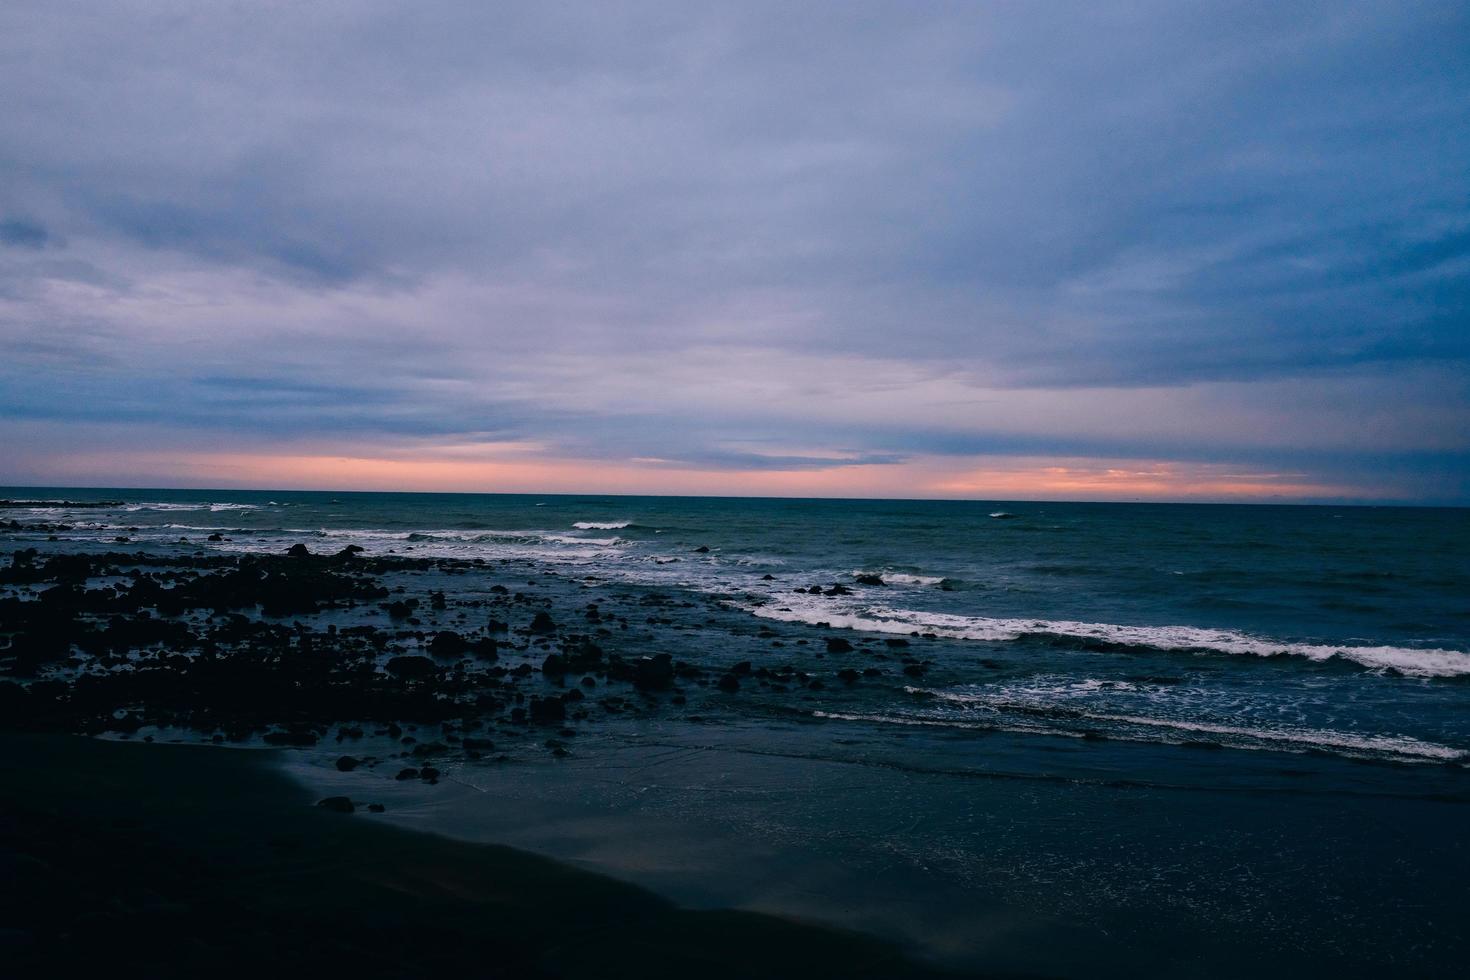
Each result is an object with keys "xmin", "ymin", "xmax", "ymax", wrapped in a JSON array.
[{"xmin": 742, "ymin": 595, "xmax": 1470, "ymax": 678}]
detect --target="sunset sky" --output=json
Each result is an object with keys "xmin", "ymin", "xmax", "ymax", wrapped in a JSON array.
[{"xmin": 2, "ymin": 2, "xmax": 1467, "ymax": 502}]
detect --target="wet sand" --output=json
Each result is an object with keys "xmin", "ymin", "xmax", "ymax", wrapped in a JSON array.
[{"xmin": 0, "ymin": 732, "xmax": 995, "ymax": 979}]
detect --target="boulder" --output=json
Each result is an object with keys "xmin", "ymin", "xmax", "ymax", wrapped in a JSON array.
[{"xmin": 633, "ymin": 653, "xmax": 674, "ymax": 691}]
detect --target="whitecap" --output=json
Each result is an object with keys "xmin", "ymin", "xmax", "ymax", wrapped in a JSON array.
[{"xmin": 737, "ymin": 594, "xmax": 1470, "ymax": 678}]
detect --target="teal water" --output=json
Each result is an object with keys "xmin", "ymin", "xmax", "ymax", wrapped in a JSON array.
[{"xmin": 10, "ymin": 487, "xmax": 1468, "ymax": 760}]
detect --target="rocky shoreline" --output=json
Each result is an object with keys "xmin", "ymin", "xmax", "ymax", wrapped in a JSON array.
[{"xmin": 0, "ymin": 537, "xmax": 944, "ymax": 788}]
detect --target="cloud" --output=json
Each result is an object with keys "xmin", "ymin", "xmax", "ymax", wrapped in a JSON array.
[{"xmin": 0, "ymin": 2, "xmax": 1467, "ymax": 499}]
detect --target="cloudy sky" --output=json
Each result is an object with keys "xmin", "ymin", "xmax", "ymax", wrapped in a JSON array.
[{"xmin": 2, "ymin": 1, "xmax": 1467, "ymax": 502}]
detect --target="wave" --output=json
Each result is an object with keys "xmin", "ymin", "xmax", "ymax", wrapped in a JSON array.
[
  {"xmin": 850, "ymin": 570, "xmax": 946, "ymax": 587},
  {"xmin": 910, "ymin": 684, "xmax": 1465, "ymax": 762},
  {"xmin": 573, "ymin": 521, "xmax": 632, "ymax": 530},
  {"xmin": 739, "ymin": 595, "xmax": 1470, "ymax": 678},
  {"xmin": 118, "ymin": 502, "xmax": 261, "ymax": 513},
  {"xmin": 816, "ymin": 704, "xmax": 1463, "ymax": 764}
]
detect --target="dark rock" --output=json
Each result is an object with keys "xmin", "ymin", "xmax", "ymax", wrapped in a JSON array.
[
  {"xmin": 716, "ymin": 674, "xmax": 740, "ymax": 693},
  {"xmin": 854, "ymin": 574, "xmax": 885, "ymax": 586},
  {"xmin": 286, "ymin": 543, "xmax": 311, "ymax": 558},
  {"xmin": 367, "ymin": 803, "xmax": 386, "ymax": 813},
  {"xmin": 633, "ymin": 653, "xmax": 674, "ymax": 691},
  {"xmin": 335, "ymin": 756, "xmax": 361, "ymax": 772},
  {"xmin": 902, "ymin": 663, "xmax": 927, "ymax": 678},
  {"xmin": 692, "ymin": 545, "xmax": 710, "ymax": 553},
  {"xmin": 541, "ymin": 653, "xmax": 567, "ymax": 676},
  {"xmin": 394, "ymin": 768, "xmax": 419, "ymax": 781},
  {"xmin": 825, "ymin": 637, "xmax": 855, "ymax": 654},
  {"xmin": 206, "ymin": 533, "xmax": 224, "ymax": 542},
  {"xmin": 419, "ymin": 766, "xmax": 440, "ymax": 781},
  {"xmin": 316, "ymin": 796, "xmax": 354, "ymax": 813},
  {"xmin": 528, "ymin": 697, "xmax": 566, "ymax": 724},
  {"xmin": 730, "ymin": 660, "xmax": 753, "ymax": 675},
  {"xmin": 838, "ymin": 668, "xmax": 861, "ymax": 683},
  {"xmin": 385, "ymin": 655, "xmax": 436, "ymax": 678},
  {"xmin": 428, "ymin": 631, "xmax": 467, "ymax": 659},
  {"xmin": 528, "ymin": 612, "xmax": 556, "ymax": 634}
]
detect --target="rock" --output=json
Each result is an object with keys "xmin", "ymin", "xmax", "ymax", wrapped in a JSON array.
[
  {"xmin": 317, "ymin": 796, "xmax": 354, "ymax": 813},
  {"xmin": 884, "ymin": 638, "xmax": 910, "ymax": 648},
  {"xmin": 541, "ymin": 653, "xmax": 567, "ymax": 676},
  {"xmin": 633, "ymin": 653, "xmax": 674, "ymax": 691},
  {"xmin": 394, "ymin": 768, "xmax": 420, "ymax": 781},
  {"xmin": 367, "ymin": 803, "xmax": 386, "ymax": 813},
  {"xmin": 528, "ymin": 697, "xmax": 567, "ymax": 724},
  {"xmin": 419, "ymin": 766, "xmax": 440, "ymax": 782},
  {"xmin": 286, "ymin": 543, "xmax": 311, "ymax": 558},
  {"xmin": 385, "ymin": 655, "xmax": 436, "ymax": 679},
  {"xmin": 528, "ymin": 611, "xmax": 556, "ymax": 634},
  {"xmin": 716, "ymin": 674, "xmax": 740, "ymax": 693},
  {"xmin": 902, "ymin": 663, "xmax": 927, "ymax": 678},
  {"xmin": 824, "ymin": 584, "xmax": 853, "ymax": 596},
  {"xmin": 335, "ymin": 755, "xmax": 361, "ymax": 772},
  {"xmin": 854, "ymin": 574, "xmax": 885, "ymax": 586},
  {"xmin": 761, "ymin": 574, "xmax": 775, "ymax": 581},
  {"xmin": 692, "ymin": 545, "xmax": 710, "ymax": 553},
  {"xmin": 428, "ymin": 631, "xmax": 467, "ymax": 658},
  {"xmin": 825, "ymin": 637, "xmax": 855, "ymax": 654},
  {"xmin": 730, "ymin": 660, "xmax": 753, "ymax": 674},
  {"xmin": 207, "ymin": 533, "xmax": 224, "ymax": 542},
  {"xmin": 838, "ymin": 668, "xmax": 861, "ymax": 684}
]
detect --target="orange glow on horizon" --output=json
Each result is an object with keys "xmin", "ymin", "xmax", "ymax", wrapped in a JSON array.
[{"xmin": 23, "ymin": 447, "xmax": 1383, "ymax": 502}]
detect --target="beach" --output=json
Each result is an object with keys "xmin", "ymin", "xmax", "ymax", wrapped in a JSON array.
[
  {"xmin": 1, "ymin": 732, "xmax": 972, "ymax": 979},
  {"xmin": 2, "ymin": 489, "xmax": 1468, "ymax": 977}
]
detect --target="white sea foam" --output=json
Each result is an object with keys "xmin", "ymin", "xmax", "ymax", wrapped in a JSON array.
[
  {"xmin": 913, "ymin": 684, "xmax": 1467, "ymax": 762},
  {"xmin": 573, "ymin": 521, "xmax": 632, "ymax": 529},
  {"xmin": 740, "ymin": 593, "xmax": 1470, "ymax": 678},
  {"xmin": 117, "ymin": 501, "xmax": 261, "ymax": 513},
  {"xmin": 851, "ymin": 570, "xmax": 945, "ymax": 587}
]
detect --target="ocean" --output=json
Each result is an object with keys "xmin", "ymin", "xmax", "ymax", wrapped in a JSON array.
[{"xmin": 4, "ymin": 487, "xmax": 1469, "ymax": 976}]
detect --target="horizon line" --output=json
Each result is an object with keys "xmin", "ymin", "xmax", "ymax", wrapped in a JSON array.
[{"xmin": 2, "ymin": 482, "xmax": 1462, "ymax": 510}]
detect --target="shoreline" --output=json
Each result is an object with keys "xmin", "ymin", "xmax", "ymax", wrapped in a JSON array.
[{"xmin": 0, "ymin": 732, "xmax": 994, "ymax": 979}]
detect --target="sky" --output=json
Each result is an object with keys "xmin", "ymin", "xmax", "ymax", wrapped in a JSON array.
[{"xmin": 1, "ymin": 1, "xmax": 1467, "ymax": 503}]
